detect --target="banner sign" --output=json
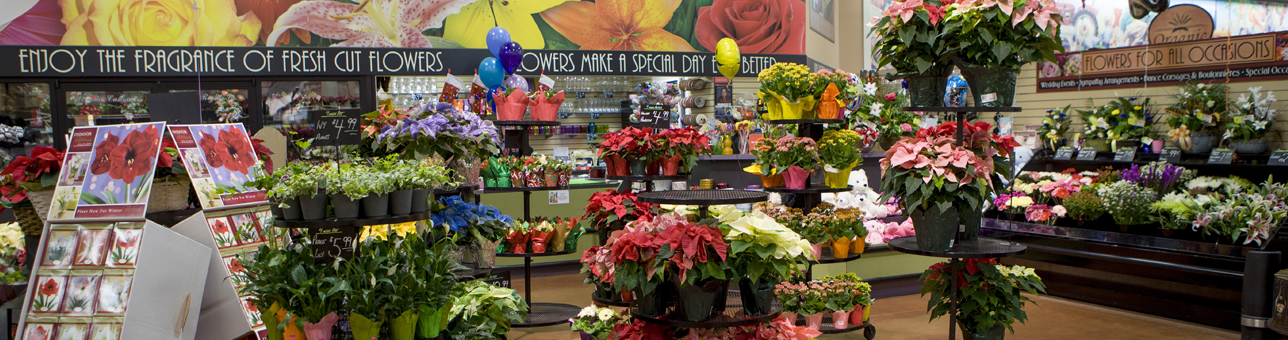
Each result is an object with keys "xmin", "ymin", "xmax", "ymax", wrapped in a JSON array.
[
  {"xmin": 3, "ymin": 46, "xmax": 804, "ymax": 78},
  {"xmin": 168, "ymin": 123, "xmax": 268, "ymax": 210},
  {"xmin": 52, "ymin": 122, "xmax": 165, "ymax": 221},
  {"xmin": 1037, "ymin": 31, "xmax": 1288, "ymax": 91}
]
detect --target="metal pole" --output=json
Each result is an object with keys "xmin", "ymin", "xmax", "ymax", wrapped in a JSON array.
[
  {"xmin": 524, "ymin": 256, "xmax": 533, "ymax": 313},
  {"xmin": 950, "ymin": 258, "xmax": 959, "ymax": 340}
]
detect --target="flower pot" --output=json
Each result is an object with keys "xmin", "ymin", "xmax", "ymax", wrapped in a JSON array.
[
  {"xmin": 417, "ymin": 301, "xmax": 453, "ymax": 339},
  {"xmin": 531, "ymin": 241, "xmax": 547, "ymax": 253},
  {"xmin": 275, "ymin": 308, "xmax": 304, "ymax": 340},
  {"xmin": 854, "ymin": 237, "xmax": 867, "ymax": 254},
  {"xmin": 606, "ymin": 154, "xmax": 628, "ymax": 176},
  {"xmin": 269, "ymin": 200, "xmax": 284, "ymax": 221},
  {"xmin": 331, "ymin": 194, "xmax": 361, "ymax": 219},
  {"xmin": 772, "ymin": 95, "xmax": 807, "ymax": 120},
  {"xmin": 1118, "ymin": 224, "xmax": 1136, "ymax": 233},
  {"xmin": 391, "ymin": 309, "xmax": 418, "ymax": 340},
  {"xmin": 390, "ymin": 189, "xmax": 413, "ymax": 216},
  {"xmin": 817, "ymin": 83, "xmax": 842, "ymax": 119},
  {"xmin": 544, "ymin": 171, "xmax": 560, "ymax": 187},
  {"xmin": 903, "ymin": 65, "xmax": 953, "ymax": 108},
  {"xmin": 299, "ymin": 190, "xmax": 329, "ymax": 221},
  {"xmin": 804, "ymin": 313, "xmax": 825, "ymax": 330},
  {"xmin": 811, "ymin": 243, "xmax": 825, "ymax": 259},
  {"xmin": 959, "ymin": 206, "xmax": 983, "ymax": 241},
  {"xmin": 850, "ymin": 304, "xmax": 867, "ymax": 325},
  {"xmin": 1161, "ymin": 229, "xmax": 1175, "ymax": 238},
  {"xmin": 509, "ymin": 239, "xmax": 527, "ymax": 254},
  {"xmin": 1232, "ymin": 140, "xmax": 1269, "ymax": 154},
  {"xmin": 633, "ymin": 286, "xmax": 670, "ymax": 317},
  {"xmin": 362, "ymin": 193, "xmax": 390, "ymax": 218},
  {"xmin": 674, "ymin": 278, "xmax": 730, "ymax": 322},
  {"xmin": 760, "ymin": 173, "xmax": 785, "ymax": 188},
  {"xmin": 959, "ymin": 66, "xmax": 1019, "ymax": 108},
  {"xmin": 959, "ymin": 320, "xmax": 1007, "ymax": 340},
  {"xmin": 739, "ymin": 279, "xmax": 777, "ymax": 316},
  {"xmin": 1185, "ymin": 133, "xmax": 1218, "ymax": 154},
  {"xmin": 782, "ymin": 312, "xmax": 798, "ymax": 325},
  {"xmin": 864, "ymin": 303, "xmax": 871, "ymax": 321},
  {"xmin": 910, "ymin": 206, "xmax": 960, "ymax": 252},
  {"xmin": 593, "ymin": 281, "xmax": 615, "ymax": 300},
  {"xmin": 832, "ymin": 310, "xmax": 851, "ymax": 329},
  {"xmin": 530, "ymin": 92, "xmax": 564, "ymax": 121},
  {"xmin": 1151, "ymin": 139, "xmax": 1165, "ymax": 153},
  {"xmin": 646, "ymin": 159, "xmax": 661, "ymax": 176},
  {"xmin": 878, "ymin": 135, "xmax": 901, "ymax": 152},
  {"xmin": 782, "ymin": 166, "xmax": 810, "ymax": 190},
  {"xmin": 579, "ymin": 330, "xmax": 596, "ymax": 340},
  {"xmin": 832, "ymin": 237, "xmax": 852, "ymax": 258},
  {"xmin": 662, "ymin": 155, "xmax": 682, "ymax": 176},
  {"xmin": 349, "ymin": 313, "xmax": 383, "ymax": 340},
  {"xmin": 629, "ymin": 158, "xmax": 648, "ymax": 176},
  {"xmin": 411, "ymin": 189, "xmax": 431, "ymax": 214},
  {"xmin": 824, "ymin": 165, "xmax": 856, "ymax": 189},
  {"xmin": 302, "ymin": 312, "xmax": 339, "ymax": 340},
  {"xmin": 494, "ymin": 91, "xmax": 530, "ymax": 121},
  {"xmin": 265, "ymin": 303, "xmax": 284, "ymax": 340}
]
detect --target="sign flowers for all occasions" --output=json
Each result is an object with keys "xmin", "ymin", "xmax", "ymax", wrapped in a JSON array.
[
  {"xmin": 168, "ymin": 124, "xmax": 268, "ymax": 209},
  {"xmin": 53, "ymin": 122, "xmax": 165, "ymax": 221}
]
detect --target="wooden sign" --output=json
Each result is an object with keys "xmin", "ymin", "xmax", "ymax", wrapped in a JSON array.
[
  {"xmin": 1078, "ymin": 33, "xmax": 1276, "ymax": 76},
  {"xmin": 1076, "ymin": 147, "xmax": 1098, "ymax": 161},
  {"xmin": 308, "ymin": 227, "xmax": 357, "ymax": 262},
  {"xmin": 1269, "ymin": 149, "xmax": 1288, "ymax": 166},
  {"xmin": 1054, "ymin": 147, "xmax": 1075, "ymax": 160},
  {"xmin": 1162, "ymin": 147, "xmax": 1182, "ymax": 163},
  {"xmin": 1208, "ymin": 148, "xmax": 1234, "ymax": 164},
  {"xmin": 312, "ymin": 109, "xmax": 363, "ymax": 146},
  {"xmin": 1148, "ymin": 5, "xmax": 1214, "ymax": 44},
  {"xmin": 1114, "ymin": 148, "xmax": 1137, "ymax": 162}
]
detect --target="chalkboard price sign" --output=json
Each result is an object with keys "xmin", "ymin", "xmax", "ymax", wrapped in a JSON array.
[
  {"xmin": 1113, "ymin": 148, "xmax": 1137, "ymax": 162},
  {"xmin": 1076, "ymin": 147, "xmax": 1098, "ymax": 161},
  {"xmin": 1054, "ymin": 147, "xmax": 1074, "ymax": 160},
  {"xmin": 636, "ymin": 104, "xmax": 672, "ymax": 129},
  {"xmin": 1162, "ymin": 147, "xmax": 1182, "ymax": 163},
  {"xmin": 1208, "ymin": 148, "xmax": 1234, "ymax": 164},
  {"xmin": 308, "ymin": 227, "xmax": 357, "ymax": 262},
  {"xmin": 1270, "ymin": 149, "xmax": 1288, "ymax": 166},
  {"xmin": 312, "ymin": 109, "xmax": 363, "ymax": 146}
]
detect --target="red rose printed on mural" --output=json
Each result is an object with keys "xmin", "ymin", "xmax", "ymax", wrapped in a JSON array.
[
  {"xmin": 215, "ymin": 128, "xmax": 255, "ymax": 174},
  {"xmin": 108, "ymin": 125, "xmax": 160, "ymax": 185},
  {"xmin": 695, "ymin": 0, "xmax": 807, "ymax": 54},
  {"xmin": 90, "ymin": 134, "xmax": 119, "ymax": 175},
  {"xmin": 199, "ymin": 131, "xmax": 225, "ymax": 168}
]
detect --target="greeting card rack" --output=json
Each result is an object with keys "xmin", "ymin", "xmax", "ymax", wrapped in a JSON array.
[
  {"xmin": 887, "ymin": 236, "xmax": 1027, "ymax": 340},
  {"xmin": 763, "ymin": 119, "xmax": 853, "ymax": 213}
]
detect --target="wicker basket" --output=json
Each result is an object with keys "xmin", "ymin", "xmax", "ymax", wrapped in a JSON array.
[
  {"xmin": 13, "ymin": 205, "xmax": 44, "ymax": 236},
  {"xmin": 147, "ymin": 178, "xmax": 191, "ymax": 213},
  {"xmin": 24, "ymin": 189, "xmax": 54, "ymax": 222}
]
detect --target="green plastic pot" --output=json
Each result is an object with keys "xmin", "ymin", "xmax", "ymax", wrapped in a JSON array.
[
  {"xmin": 417, "ymin": 301, "xmax": 454, "ymax": 338},
  {"xmin": 349, "ymin": 313, "xmax": 383, "ymax": 340},
  {"xmin": 390, "ymin": 310, "xmax": 417, "ymax": 340},
  {"xmin": 910, "ymin": 206, "xmax": 960, "ymax": 252},
  {"xmin": 739, "ymin": 279, "xmax": 776, "ymax": 316},
  {"xmin": 264, "ymin": 303, "xmax": 283, "ymax": 340}
]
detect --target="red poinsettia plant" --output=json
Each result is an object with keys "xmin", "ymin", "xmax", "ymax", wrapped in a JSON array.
[
  {"xmin": 654, "ymin": 127, "xmax": 713, "ymax": 171},
  {"xmin": 1, "ymin": 146, "xmax": 64, "ymax": 191},
  {"xmin": 597, "ymin": 127, "xmax": 653, "ymax": 159},
  {"xmin": 582, "ymin": 189, "xmax": 655, "ymax": 230},
  {"xmin": 655, "ymin": 217, "xmax": 729, "ymax": 286},
  {"xmin": 581, "ymin": 245, "xmax": 615, "ymax": 284},
  {"xmin": 609, "ymin": 217, "xmax": 669, "ymax": 297}
]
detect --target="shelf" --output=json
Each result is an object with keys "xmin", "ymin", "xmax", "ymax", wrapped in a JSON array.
[
  {"xmin": 434, "ymin": 184, "xmax": 479, "ymax": 195},
  {"xmin": 886, "ymin": 236, "xmax": 1027, "ymax": 258},
  {"xmin": 631, "ymin": 291, "xmax": 780, "ymax": 328},
  {"xmin": 496, "ymin": 249, "xmax": 576, "ymax": 258},
  {"xmin": 763, "ymin": 185, "xmax": 853, "ymax": 194},
  {"xmin": 482, "ymin": 185, "xmax": 571, "ymax": 193},
  {"xmin": 904, "ymin": 107, "xmax": 1022, "ymax": 112},
  {"xmin": 273, "ymin": 212, "xmax": 432, "ymax": 229},
  {"xmin": 636, "ymin": 190, "xmax": 769, "ymax": 206},
  {"xmin": 815, "ymin": 320, "xmax": 875, "ymax": 337},
  {"xmin": 591, "ymin": 293, "xmax": 631, "ymax": 307},
  {"xmin": 764, "ymin": 119, "xmax": 846, "ymax": 125},
  {"xmin": 982, "ymin": 218, "xmax": 1271, "ymax": 259},
  {"xmin": 494, "ymin": 120, "xmax": 562, "ymax": 126},
  {"xmin": 699, "ymin": 155, "xmax": 756, "ymax": 161},
  {"xmin": 808, "ymin": 252, "xmax": 863, "ymax": 264},
  {"xmin": 606, "ymin": 174, "xmax": 692, "ymax": 181},
  {"xmin": 513, "ymin": 302, "xmax": 581, "ymax": 327}
]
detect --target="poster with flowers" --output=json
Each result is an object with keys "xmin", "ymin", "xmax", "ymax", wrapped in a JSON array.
[
  {"xmin": 168, "ymin": 124, "xmax": 267, "ymax": 209},
  {"xmin": 55, "ymin": 123, "xmax": 166, "ymax": 221},
  {"xmin": 31, "ymin": 275, "xmax": 65, "ymax": 313},
  {"xmin": 107, "ymin": 225, "xmax": 142, "ymax": 268},
  {"xmin": 231, "ymin": 213, "xmax": 261, "ymax": 244},
  {"xmin": 24, "ymin": 323, "xmax": 55, "ymax": 340},
  {"xmin": 206, "ymin": 216, "xmax": 238, "ymax": 249}
]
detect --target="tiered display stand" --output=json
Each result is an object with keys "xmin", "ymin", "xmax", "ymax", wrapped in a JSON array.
[
  {"xmin": 887, "ymin": 237, "xmax": 1026, "ymax": 340},
  {"xmin": 762, "ymin": 118, "xmax": 853, "ymax": 213}
]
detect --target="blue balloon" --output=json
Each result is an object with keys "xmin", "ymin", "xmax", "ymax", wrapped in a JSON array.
[
  {"xmin": 486, "ymin": 27, "xmax": 511, "ymax": 58},
  {"xmin": 479, "ymin": 57, "xmax": 504, "ymax": 89},
  {"xmin": 486, "ymin": 85, "xmax": 502, "ymax": 113},
  {"xmin": 498, "ymin": 41, "xmax": 524, "ymax": 75}
]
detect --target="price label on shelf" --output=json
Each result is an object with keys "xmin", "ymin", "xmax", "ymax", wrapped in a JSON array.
[
  {"xmin": 1270, "ymin": 149, "xmax": 1288, "ymax": 166},
  {"xmin": 1208, "ymin": 148, "xmax": 1234, "ymax": 164},
  {"xmin": 1054, "ymin": 147, "xmax": 1074, "ymax": 160},
  {"xmin": 312, "ymin": 109, "xmax": 363, "ymax": 146},
  {"xmin": 1076, "ymin": 147, "xmax": 1097, "ymax": 161},
  {"xmin": 1162, "ymin": 147, "xmax": 1182, "ymax": 163},
  {"xmin": 308, "ymin": 227, "xmax": 357, "ymax": 262},
  {"xmin": 1113, "ymin": 148, "xmax": 1136, "ymax": 162}
]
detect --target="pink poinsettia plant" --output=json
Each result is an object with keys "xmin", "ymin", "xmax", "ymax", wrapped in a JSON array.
[
  {"xmin": 878, "ymin": 130, "xmax": 992, "ymax": 215},
  {"xmin": 870, "ymin": 0, "xmax": 1063, "ymax": 72}
]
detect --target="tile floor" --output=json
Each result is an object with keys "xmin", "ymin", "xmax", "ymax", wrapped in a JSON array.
[{"xmin": 505, "ymin": 272, "xmax": 1238, "ymax": 340}]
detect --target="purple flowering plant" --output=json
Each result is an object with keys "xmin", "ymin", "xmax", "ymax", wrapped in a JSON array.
[
  {"xmin": 372, "ymin": 102, "xmax": 501, "ymax": 161},
  {"xmin": 1119, "ymin": 161, "xmax": 1188, "ymax": 196}
]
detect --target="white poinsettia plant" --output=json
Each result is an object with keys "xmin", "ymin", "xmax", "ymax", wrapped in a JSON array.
[
  {"xmin": 1225, "ymin": 86, "xmax": 1278, "ymax": 141},
  {"xmin": 724, "ymin": 210, "xmax": 812, "ymax": 284}
]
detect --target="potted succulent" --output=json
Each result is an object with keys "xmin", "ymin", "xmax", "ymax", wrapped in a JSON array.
[
  {"xmin": 1062, "ymin": 191, "xmax": 1105, "ymax": 226},
  {"xmin": 922, "ymin": 259, "xmax": 1046, "ymax": 340},
  {"xmin": 570, "ymin": 305, "xmax": 627, "ymax": 340},
  {"xmin": 819, "ymin": 129, "xmax": 864, "ymax": 188},
  {"xmin": 1097, "ymin": 181, "xmax": 1157, "ymax": 232},
  {"xmin": 1224, "ymin": 86, "xmax": 1278, "ymax": 154},
  {"xmin": 659, "ymin": 219, "xmax": 730, "ymax": 322},
  {"xmin": 725, "ymin": 210, "xmax": 812, "ymax": 316},
  {"xmin": 1163, "ymin": 82, "xmax": 1227, "ymax": 154},
  {"xmin": 880, "ymin": 133, "xmax": 990, "ymax": 251}
]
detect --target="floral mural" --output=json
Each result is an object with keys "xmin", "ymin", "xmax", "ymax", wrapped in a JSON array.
[{"xmin": 0, "ymin": 0, "xmax": 808, "ymax": 54}]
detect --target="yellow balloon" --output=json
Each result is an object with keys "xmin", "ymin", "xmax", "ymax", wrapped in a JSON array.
[{"xmin": 716, "ymin": 37, "xmax": 740, "ymax": 79}]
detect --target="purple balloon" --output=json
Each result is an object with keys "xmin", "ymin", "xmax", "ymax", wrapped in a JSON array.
[
  {"xmin": 504, "ymin": 74, "xmax": 530, "ymax": 93},
  {"xmin": 498, "ymin": 41, "xmax": 524, "ymax": 75},
  {"xmin": 486, "ymin": 27, "xmax": 511, "ymax": 59}
]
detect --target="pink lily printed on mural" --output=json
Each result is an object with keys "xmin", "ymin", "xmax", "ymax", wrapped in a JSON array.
[{"xmin": 266, "ymin": 0, "xmax": 474, "ymax": 47}]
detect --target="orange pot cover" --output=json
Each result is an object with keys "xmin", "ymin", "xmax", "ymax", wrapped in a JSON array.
[
  {"xmin": 760, "ymin": 173, "xmax": 785, "ymax": 188},
  {"xmin": 816, "ymin": 83, "xmax": 840, "ymax": 119},
  {"xmin": 276, "ymin": 309, "xmax": 305, "ymax": 340}
]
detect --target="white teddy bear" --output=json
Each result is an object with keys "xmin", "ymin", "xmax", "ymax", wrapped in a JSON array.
[{"xmin": 849, "ymin": 169, "xmax": 889, "ymax": 218}]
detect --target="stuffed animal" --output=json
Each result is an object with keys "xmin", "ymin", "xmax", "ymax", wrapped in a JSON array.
[
  {"xmin": 834, "ymin": 192, "xmax": 855, "ymax": 209},
  {"xmin": 821, "ymin": 193, "xmax": 838, "ymax": 207},
  {"xmin": 863, "ymin": 220, "xmax": 887, "ymax": 245}
]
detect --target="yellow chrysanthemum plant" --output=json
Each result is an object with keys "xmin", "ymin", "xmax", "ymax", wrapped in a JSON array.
[{"xmin": 757, "ymin": 63, "xmax": 820, "ymax": 120}]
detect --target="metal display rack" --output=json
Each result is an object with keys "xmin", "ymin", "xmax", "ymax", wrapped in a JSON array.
[{"xmin": 630, "ymin": 290, "xmax": 781, "ymax": 328}]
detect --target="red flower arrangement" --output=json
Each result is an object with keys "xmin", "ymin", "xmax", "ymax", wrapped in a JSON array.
[
  {"xmin": 655, "ymin": 220, "xmax": 728, "ymax": 285},
  {"xmin": 582, "ymin": 190, "xmax": 655, "ymax": 230}
]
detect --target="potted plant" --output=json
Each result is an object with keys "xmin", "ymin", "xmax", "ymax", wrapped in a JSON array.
[
  {"xmin": 814, "ymin": 70, "xmax": 854, "ymax": 120},
  {"xmin": 922, "ymin": 259, "xmax": 1046, "ymax": 340},
  {"xmin": 493, "ymin": 87, "xmax": 530, "ymax": 121},
  {"xmin": 610, "ymin": 217, "xmax": 672, "ymax": 317},
  {"xmin": 581, "ymin": 246, "xmax": 618, "ymax": 302},
  {"xmin": 799, "ymin": 281, "xmax": 828, "ymax": 330},
  {"xmin": 446, "ymin": 279, "xmax": 528, "ymax": 339},
  {"xmin": 826, "ymin": 208, "xmax": 867, "ymax": 258},
  {"xmin": 757, "ymin": 63, "xmax": 819, "ymax": 120},
  {"xmin": 529, "ymin": 88, "xmax": 565, "ymax": 121},
  {"xmin": 267, "ymin": 162, "xmax": 317, "ymax": 221},
  {"xmin": 824, "ymin": 280, "xmax": 860, "ymax": 329},
  {"xmin": 355, "ymin": 170, "xmax": 394, "ymax": 218},
  {"xmin": 1023, "ymin": 204, "xmax": 1065, "ymax": 225},
  {"xmin": 993, "ymin": 193, "xmax": 1032, "ymax": 221},
  {"xmin": 1062, "ymin": 191, "xmax": 1105, "ymax": 226},
  {"xmin": 582, "ymin": 190, "xmax": 655, "ymax": 245},
  {"xmin": 620, "ymin": 127, "xmax": 654, "ymax": 175},
  {"xmin": 1224, "ymin": 86, "xmax": 1278, "ymax": 154},
  {"xmin": 1097, "ymin": 181, "xmax": 1157, "ymax": 232},
  {"xmin": 747, "ymin": 137, "xmax": 783, "ymax": 187},
  {"xmin": 341, "ymin": 237, "xmax": 398, "ymax": 340},
  {"xmin": 327, "ymin": 163, "xmax": 366, "ymax": 219},
  {"xmin": 775, "ymin": 281, "xmax": 803, "ymax": 323},
  {"xmin": 278, "ymin": 243, "xmax": 345, "ymax": 340},
  {"xmin": 596, "ymin": 131, "xmax": 633, "ymax": 177},
  {"xmin": 570, "ymin": 305, "xmax": 627, "ymax": 340},
  {"xmin": 376, "ymin": 158, "xmax": 415, "ymax": 216},
  {"xmin": 947, "ymin": 0, "xmax": 1063, "ymax": 107},
  {"xmin": 658, "ymin": 219, "xmax": 730, "ymax": 322},
  {"xmin": 819, "ymin": 129, "xmax": 864, "ymax": 188},
  {"xmin": 725, "ymin": 210, "xmax": 812, "ymax": 316},
  {"xmin": 1191, "ymin": 191, "xmax": 1287, "ymax": 245},
  {"xmin": 771, "ymin": 136, "xmax": 820, "ymax": 190},
  {"xmin": 1037, "ymin": 106, "xmax": 1072, "ymax": 150},
  {"xmin": 868, "ymin": 0, "xmax": 953, "ymax": 107},
  {"xmin": 1119, "ymin": 161, "xmax": 1189, "ymax": 197},
  {"xmin": 506, "ymin": 222, "xmax": 532, "ymax": 254},
  {"xmin": 237, "ymin": 230, "xmax": 303, "ymax": 340},
  {"xmin": 409, "ymin": 159, "xmax": 453, "ymax": 214},
  {"xmin": 655, "ymin": 127, "xmax": 711, "ymax": 176},
  {"xmin": 1163, "ymin": 82, "xmax": 1227, "ymax": 154},
  {"xmin": 529, "ymin": 218, "xmax": 555, "ymax": 253},
  {"xmin": 849, "ymin": 73, "xmax": 916, "ymax": 146},
  {"xmin": 1, "ymin": 146, "xmax": 63, "ymax": 230},
  {"xmin": 880, "ymin": 133, "xmax": 990, "ymax": 251}
]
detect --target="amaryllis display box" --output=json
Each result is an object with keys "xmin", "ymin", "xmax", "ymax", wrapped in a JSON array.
[
  {"xmin": 18, "ymin": 221, "xmax": 211, "ymax": 340},
  {"xmin": 172, "ymin": 207, "xmax": 275, "ymax": 340}
]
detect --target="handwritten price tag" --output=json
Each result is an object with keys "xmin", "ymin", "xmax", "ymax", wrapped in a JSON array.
[
  {"xmin": 1113, "ymin": 148, "xmax": 1136, "ymax": 162},
  {"xmin": 1054, "ymin": 147, "xmax": 1074, "ymax": 160},
  {"xmin": 1270, "ymin": 149, "xmax": 1288, "ymax": 166},
  {"xmin": 312, "ymin": 109, "xmax": 363, "ymax": 146},
  {"xmin": 1208, "ymin": 148, "xmax": 1234, "ymax": 165},
  {"xmin": 1162, "ymin": 147, "xmax": 1182, "ymax": 163},
  {"xmin": 308, "ymin": 227, "xmax": 357, "ymax": 262},
  {"xmin": 1076, "ymin": 147, "xmax": 1097, "ymax": 161}
]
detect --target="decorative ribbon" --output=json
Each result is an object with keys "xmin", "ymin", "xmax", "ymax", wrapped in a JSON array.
[
  {"xmin": 1046, "ymin": 130, "xmax": 1060, "ymax": 150},
  {"xmin": 1167, "ymin": 125, "xmax": 1192, "ymax": 151},
  {"xmin": 1107, "ymin": 131, "xmax": 1120, "ymax": 152}
]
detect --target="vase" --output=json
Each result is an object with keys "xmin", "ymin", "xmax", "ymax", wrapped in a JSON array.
[
  {"xmin": 903, "ymin": 64, "xmax": 953, "ymax": 108},
  {"xmin": 760, "ymin": 173, "xmax": 785, "ymax": 188},
  {"xmin": 390, "ymin": 190, "xmax": 413, "ymax": 216},
  {"xmin": 411, "ymin": 189, "xmax": 431, "ymax": 214},
  {"xmin": 832, "ymin": 310, "xmax": 851, "ymax": 329},
  {"xmin": 349, "ymin": 313, "xmax": 383, "ymax": 340},
  {"xmin": 739, "ymin": 279, "xmax": 777, "ymax": 316},
  {"xmin": 299, "ymin": 190, "xmax": 329, "ymax": 221},
  {"xmin": 722, "ymin": 136, "xmax": 734, "ymax": 155},
  {"xmin": 817, "ymin": 83, "xmax": 842, "ymax": 119},
  {"xmin": 391, "ymin": 310, "xmax": 418, "ymax": 340},
  {"xmin": 804, "ymin": 313, "xmax": 825, "ymax": 330},
  {"xmin": 959, "ymin": 66, "xmax": 1019, "ymax": 108},
  {"xmin": 782, "ymin": 312, "xmax": 798, "ymax": 325},
  {"xmin": 302, "ymin": 312, "xmax": 339, "ymax": 340},
  {"xmin": 629, "ymin": 158, "xmax": 648, "ymax": 176},
  {"xmin": 633, "ymin": 286, "xmax": 670, "ymax": 317},
  {"xmin": 824, "ymin": 164, "xmax": 856, "ymax": 189},
  {"xmin": 782, "ymin": 166, "xmax": 810, "ymax": 190},
  {"xmin": 1185, "ymin": 133, "xmax": 1218, "ymax": 154},
  {"xmin": 674, "ymin": 278, "xmax": 729, "ymax": 322},
  {"xmin": 662, "ymin": 155, "xmax": 682, "ymax": 176},
  {"xmin": 275, "ymin": 308, "xmax": 304, "ymax": 340},
  {"xmin": 281, "ymin": 198, "xmax": 302, "ymax": 221},
  {"xmin": 1232, "ymin": 140, "xmax": 1269, "ymax": 154},
  {"xmin": 362, "ymin": 193, "xmax": 390, "ymax": 218},
  {"xmin": 811, "ymin": 243, "xmax": 825, "ymax": 259},
  {"xmin": 959, "ymin": 206, "xmax": 983, "ymax": 241},
  {"xmin": 832, "ymin": 237, "xmax": 852, "ymax": 258},
  {"xmin": 910, "ymin": 206, "xmax": 960, "ymax": 252},
  {"xmin": 265, "ymin": 303, "xmax": 284, "ymax": 340},
  {"xmin": 850, "ymin": 304, "xmax": 867, "ymax": 325},
  {"xmin": 959, "ymin": 321, "xmax": 1007, "ymax": 340}
]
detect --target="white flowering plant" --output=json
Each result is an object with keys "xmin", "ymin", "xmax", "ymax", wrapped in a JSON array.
[
  {"xmin": 1097, "ymin": 181, "xmax": 1157, "ymax": 226},
  {"xmin": 0, "ymin": 222, "xmax": 24, "ymax": 284},
  {"xmin": 1164, "ymin": 82, "xmax": 1228, "ymax": 133},
  {"xmin": 1225, "ymin": 86, "xmax": 1278, "ymax": 141},
  {"xmin": 569, "ymin": 305, "xmax": 626, "ymax": 340}
]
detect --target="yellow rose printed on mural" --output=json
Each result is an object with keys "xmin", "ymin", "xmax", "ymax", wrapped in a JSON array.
[
  {"xmin": 540, "ymin": 0, "xmax": 696, "ymax": 51},
  {"xmin": 60, "ymin": 0, "xmax": 262, "ymax": 46},
  {"xmin": 442, "ymin": 0, "xmax": 571, "ymax": 49}
]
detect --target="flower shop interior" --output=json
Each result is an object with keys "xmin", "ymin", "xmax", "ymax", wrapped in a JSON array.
[{"xmin": 0, "ymin": 0, "xmax": 1286, "ymax": 339}]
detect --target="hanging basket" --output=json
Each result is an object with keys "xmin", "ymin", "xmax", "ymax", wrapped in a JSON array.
[{"xmin": 25, "ymin": 188, "xmax": 55, "ymax": 222}]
